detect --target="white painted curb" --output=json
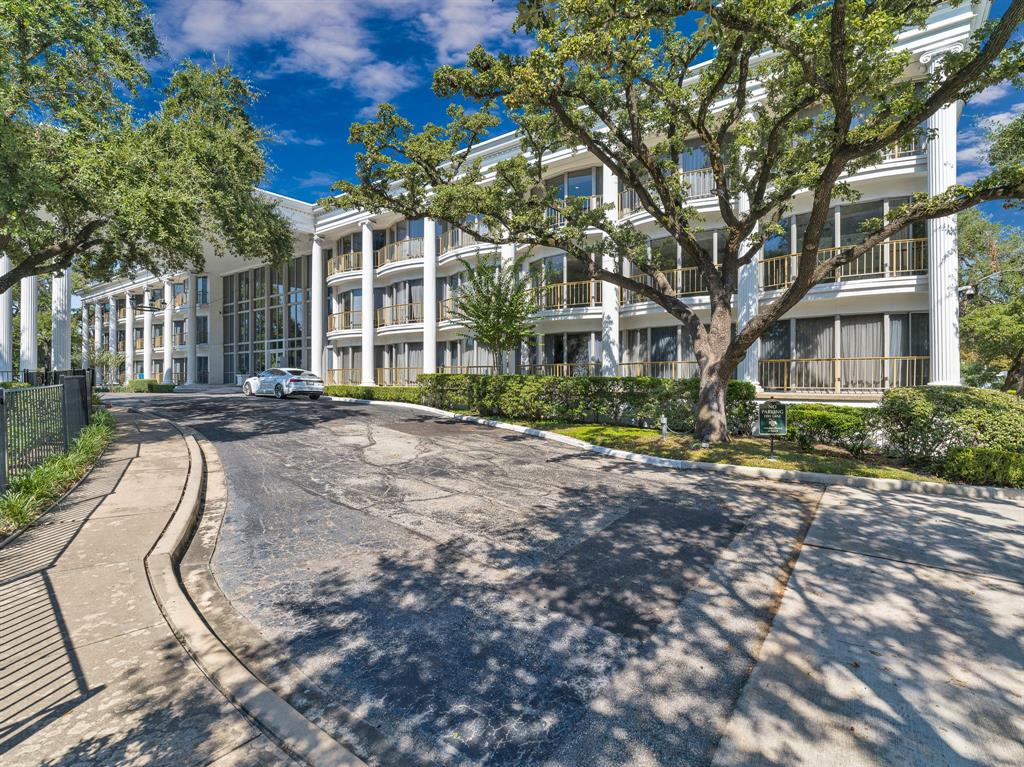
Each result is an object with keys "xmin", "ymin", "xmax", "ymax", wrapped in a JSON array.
[
  {"xmin": 144, "ymin": 422, "xmax": 367, "ymax": 767},
  {"xmin": 325, "ymin": 396, "xmax": 1024, "ymax": 502}
]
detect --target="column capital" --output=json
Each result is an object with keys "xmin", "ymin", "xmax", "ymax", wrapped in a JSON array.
[
  {"xmin": 920, "ymin": 43, "xmax": 965, "ymax": 72},
  {"xmin": 313, "ymin": 234, "xmax": 325, "ymax": 247}
]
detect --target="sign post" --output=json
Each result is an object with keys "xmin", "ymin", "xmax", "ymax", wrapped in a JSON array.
[{"xmin": 758, "ymin": 399, "xmax": 788, "ymax": 460}]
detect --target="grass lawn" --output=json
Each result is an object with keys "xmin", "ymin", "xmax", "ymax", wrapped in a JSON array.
[{"xmin": 528, "ymin": 422, "xmax": 942, "ymax": 482}]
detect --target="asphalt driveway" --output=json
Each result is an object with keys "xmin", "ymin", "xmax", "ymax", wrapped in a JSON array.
[{"xmin": 113, "ymin": 393, "xmax": 821, "ymax": 766}]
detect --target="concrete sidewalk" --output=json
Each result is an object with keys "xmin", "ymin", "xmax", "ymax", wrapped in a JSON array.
[
  {"xmin": 712, "ymin": 485, "xmax": 1024, "ymax": 766},
  {"xmin": 0, "ymin": 410, "xmax": 290, "ymax": 766}
]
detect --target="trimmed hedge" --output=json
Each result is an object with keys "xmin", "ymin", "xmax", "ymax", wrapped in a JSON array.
[
  {"xmin": 878, "ymin": 386, "xmax": 1024, "ymax": 464},
  {"xmin": 943, "ymin": 447, "xmax": 1024, "ymax": 488},
  {"xmin": 787, "ymin": 403, "xmax": 877, "ymax": 457},
  {"xmin": 0, "ymin": 381, "xmax": 30, "ymax": 390},
  {"xmin": 127, "ymin": 378, "xmax": 176, "ymax": 393},
  {"xmin": 324, "ymin": 385, "xmax": 422, "ymax": 404},
  {"xmin": 417, "ymin": 373, "xmax": 757, "ymax": 434}
]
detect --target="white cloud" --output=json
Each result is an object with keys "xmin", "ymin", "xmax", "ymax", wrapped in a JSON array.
[
  {"xmin": 273, "ymin": 129, "xmax": 324, "ymax": 146},
  {"xmin": 970, "ymin": 82, "xmax": 1012, "ymax": 106},
  {"xmin": 293, "ymin": 170, "xmax": 339, "ymax": 189},
  {"xmin": 153, "ymin": 0, "xmax": 524, "ymax": 109},
  {"xmin": 979, "ymin": 101, "xmax": 1024, "ymax": 128}
]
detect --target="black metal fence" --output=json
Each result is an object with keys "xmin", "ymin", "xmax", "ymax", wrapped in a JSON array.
[
  {"xmin": 0, "ymin": 376, "xmax": 91, "ymax": 490},
  {"xmin": 22, "ymin": 369, "xmax": 96, "ymax": 387}
]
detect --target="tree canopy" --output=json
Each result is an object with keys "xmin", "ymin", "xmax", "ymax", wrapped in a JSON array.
[
  {"xmin": 331, "ymin": 0, "xmax": 1024, "ymax": 441},
  {"xmin": 0, "ymin": 0, "xmax": 293, "ymax": 296}
]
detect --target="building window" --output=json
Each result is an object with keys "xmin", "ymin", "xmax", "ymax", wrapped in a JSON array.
[{"xmin": 196, "ymin": 316, "xmax": 209, "ymax": 345}]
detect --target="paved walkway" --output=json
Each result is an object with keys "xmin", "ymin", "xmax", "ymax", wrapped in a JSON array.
[
  {"xmin": 0, "ymin": 409, "xmax": 291, "ymax": 766},
  {"xmin": 713, "ymin": 485, "xmax": 1024, "ymax": 766}
]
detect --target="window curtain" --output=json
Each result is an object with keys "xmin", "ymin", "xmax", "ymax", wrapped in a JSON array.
[
  {"xmin": 841, "ymin": 314, "xmax": 883, "ymax": 389},
  {"xmin": 795, "ymin": 317, "xmax": 834, "ymax": 389}
]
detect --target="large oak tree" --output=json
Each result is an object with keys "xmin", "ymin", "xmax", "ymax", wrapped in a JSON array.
[
  {"xmin": 332, "ymin": 0, "xmax": 1024, "ymax": 441},
  {"xmin": 0, "ymin": 0, "xmax": 293, "ymax": 297}
]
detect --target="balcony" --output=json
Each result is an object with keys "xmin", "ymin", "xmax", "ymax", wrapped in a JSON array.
[
  {"xmin": 535, "ymin": 280, "xmax": 602, "ymax": 310},
  {"xmin": 438, "ymin": 229, "xmax": 485, "ymax": 255},
  {"xmin": 618, "ymin": 168, "xmax": 715, "ymax": 217},
  {"xmin": 329, "ymin": 252, "xmax": 361, "ymax": 275},
  {"xmin": 150, "ymin": 298, "xmax": 165, "ymax": 311},
  {"xmin": 619, "ymin": 360, "xmax": 699, "ymax": 378},
  {"xmin": 328, "ymin": 311, "xmax": 361, "ymax": 332},
  {"xmin": 153, "ymin": 335, "xmax": 164, "ymax": 349},
  {"xmin": 761, "ymin": 238, "xmax": 928, "ymax": 290},
  {"xmin": 375, "ymin": 237, "xmax": 423, "ymax": 268},
  {"xmin": 375, "ymin": 302, "xmax": 424, "ymax": 328},
  {"xmin": 134, "ymin": 338, "xmax": 145, "ymax": 351},
  {"xmin": 116, "ymin": 307, "xmax": 126, "ymax": 320},
  {"xmin": 116, "ymin": 341, "xmax": 125, "ymax": 352},
  {"xmin": 376, "ymin": 367, "xmax": 419, "ymax": 386},
  {"xmin": 759, "ymin": 356, "xmax": 929, "ymax": 393},
  {"xmin": 437, "ymin": 365, "xmax": 497, "ymax": 374},
  {"xmin": 544, "ymin": 195, "xmax": 604, "ymax": 227},
  {"xmin": 521, "ymin": 362, "xmax": 601, "ymax": 377},
  {"xmin": 173, "ymin": 292, "xmax": 188, "ymax": 309},
  {"xmin": 173, "ymin": 332, "xmax": 186, "ymax": 346},
  {"xmin": 621, "ymin": 267, "xmax": 706, "ymax": 304},
  {"xmin": 326, "ymin": 368, "xmax": 361, "ymax": 385}
]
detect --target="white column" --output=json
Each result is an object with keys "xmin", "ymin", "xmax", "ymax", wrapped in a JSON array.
[
  {"xmin": 0, "ymin": 255, "xmax": 12, "ymax": 381},
  {"xmin": 124, "ymin": 289, "xmax": 135, "ymax": 382},
  {"xmin": 143, "ymin": 287, "xmax": 153, "ymax": 379},
  {"xmin": 51, "ymin": 269, "xmax": 72, "ymax": 370},
  {"xmin": 500, "ymin": 242, "xmax": 517, "ymax": 372},
  {"xmin": 20, "ymin": 276, "xmax": 38, "ymax": 378},
  {"xmin": 924, "ymin": 53, "xmax": 962, "ymax": 386},
  {"xmin": 80, "ymin": 304, "xmax": 89, "ymax": 370},
  {"xmin": 601, "ymin": 164, "xmax": 620, "ymax": 377},
  {"xmin": 92, "ymin": 301, "xmax": 102, "ymax": 384},
  {"xmin": 735, "ymin": 191, "xmax": 760, "ymax": 384},
  {"xmin": 360, "ymin": 220, "xmax": 375, "ymax": 386},
  {"xmin": 311, "ymin": 236, "xmax": 325, "ymax": 377},
  {"xmin": 422, "ymin": 217, "xmax": 437, "ymax": 374},
  {"xmin": 186, "ymin": 274, "xmax": 197, "ymax": 384},
  {"xmin": 162, "ymin": 279, "xmax": 173, "ymax": 384},
  {"xmin": 107, "ymin": 293, "xmax": 117, "ymax": 353}
]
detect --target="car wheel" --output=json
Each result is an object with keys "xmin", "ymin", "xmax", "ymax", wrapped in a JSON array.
[
  {"xmin": 309, "ymin": 393, "xmax": 321, "ymax": 401},
  {"xmin": 274, "ymin": 384, "xmax": 285, "ymax": 399},
  {"xmin": 242, "ymin": 382, "xmax": 252, "ymax": 396}
]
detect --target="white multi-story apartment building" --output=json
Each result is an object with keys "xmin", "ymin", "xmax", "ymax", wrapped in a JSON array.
[{"xmin": 22, "ymin": 3, "xmax": 987, "ymax": 400}]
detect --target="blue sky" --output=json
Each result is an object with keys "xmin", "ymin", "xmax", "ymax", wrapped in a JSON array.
[{"xmin": 145, "ymin": 0, "xmax": 1021, "ymax": 223}]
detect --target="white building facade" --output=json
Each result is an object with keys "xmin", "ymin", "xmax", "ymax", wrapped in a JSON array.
[{"xmin": 23, "ymin": 4, "xmax": 984, "ymax": 400}]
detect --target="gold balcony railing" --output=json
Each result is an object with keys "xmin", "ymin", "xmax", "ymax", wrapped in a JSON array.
[
  {"xmin": 116, "ymin": 308, "xmax": 126, "ymax": 320},
  {"xmin": 328, "ymin": 311, "xmax": 361, "ymax": 332},
  {"xmin": 375, "ymin": 237, "xmax": 423, "ymax": 268},
  {"xmin": 544, "ymin": 195, "xmax": 604, "ymax": 227},
  {"xmin": 438, "ymin": 229, "xmax": 485, "ymax": 255},
  {"xmin": 328, "ymin": 252, "xmax": 361, "ymax": 275},
  {"xmin": 621, "ymin": 266, "xmax": 707, "ymax": 304},
  {"xmin": 521, "ymin": 362, "xmax": 601, "ymax": 377},
  {"xmin": 375, "ymin": 301, "xmax": 424, "ymax": 328},
  {"xmin": 536, "ymin": 280, "xmax": 602, "ymax": 310},
  {"xmin": 376, "ymin": 367, "xmax": 420, "ymax": 386},
  {"xmin": 153, "ymin": 335, "xmax": 164, "ymax": 348},
  {"xmin": 883, "ymin": 135, "xmax": 922, "ymax": 160},
  {"xmin": 618, "ymin": 189, "xmax": 642, "ymax": 216},
  {"xmin": 438, "ymin": 296, "xmax": 457, "ymax": 322},
  {"xmin": 761, "ymin": 238, "xmax": 928, "ymax": 290},
  {"xmin": 681, "ymin": 167, "xmax": 715, "ymax": 199},
  {"xmin": 174, "ymin": 292, "xmax": 188, "ymax": 308},
  {"xmin": 618, "ymin": 360, "xmax": 699, "ymax": 379},
  {"xmin": 437, "ymin": 365, "xmax": 497, "ymax": 374},
  {"xmin": 326, "ymin": 368, "xmax": 361, "ymax": 385},
  {"xmin": 173, "ymin": 332, "xmax": 186, "ymax": 346},
  {"xmin": 758, "ymin": 355, "xmax": 929, "ymax": 393},
  {"xmin": 116, "ymin": 341, "xmax": 125, "ymax": 352},
  {"xmin": 134, "ymin": 338, "xmax": 145, "ymax": 350},
  {"xmin": 150, "ymin": 298, "xmax": 165, "ymax": 311}
]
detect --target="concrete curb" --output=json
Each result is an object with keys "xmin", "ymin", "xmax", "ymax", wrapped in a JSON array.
[
  {"xmin": 325, "ymin": 396, "xmax": 1024, "ymax": 502},
  {"xmin": 142, "ymin": 417, "xmax": 367, "ymax": 767}
]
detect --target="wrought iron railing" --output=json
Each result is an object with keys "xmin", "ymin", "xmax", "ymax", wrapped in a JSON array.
[
  {"xmin": 328, "ymin": 252, "xmax": 362, "ymax": 275},
  {"xmin": 326, "ymin": 368, "xmax": 362, "ymax": 385},
  {"xmin": 375, "ymin": 367, "xmax": 420, "ymax": 386},
  {"xmin": 536, "ymin": 280, "xmax": 602, "ymax": 310},
  {"xmin": 618, "ymin": 360, "xmax": 700, "ymax": 379},
  {"xmin": 620, "ymin": 266, "xmax": 706, "ymax": 304},
  {"xmin": 761, "ymin": 238, "xmax": 928, "ymax": 290},
  {"xmin": 544, "ymin": 195, "xmax": 604, "ymax": 227},
  {"xmin": 520, "ymin": 362, "xmax": 601, "ymax": 377},
  {"xmin": 328, "ymin": 311, "xmax": 361, "ymax": 332}
]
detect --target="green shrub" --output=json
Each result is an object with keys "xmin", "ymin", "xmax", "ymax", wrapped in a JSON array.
[
  {"xmin": 943, "ymin": 447, "xmax": 1024, "ymax": 488},
  {"xmin": 324, "ymin": 385, "xmax": 422, "ymax": 404},
  {"xmin": 125, "ymin": 378, "xmax": 176, "ymax": 393},
  {"xmin": 414, "ymin": 373, "xmax": 757, "ymax": 434},
  {"xmin": 788, "ymin": 404, "xmax": 877, "ymax": 457},
  {"xmin": 878, "ymin": 386, "xmax": 1024, "ymax": 464},
  {"xmin": 0, "ymin": 381, "xmax": 30, "ymax": 389}
]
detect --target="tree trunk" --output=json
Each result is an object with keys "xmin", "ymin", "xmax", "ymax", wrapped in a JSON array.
[
  {"xmin": 695, "ymin": 366, "xmax": 729, "ymax": 443},
  {"xmin": 1002, "ymin": 350, "xmax": 1024, "ymax": 396}
]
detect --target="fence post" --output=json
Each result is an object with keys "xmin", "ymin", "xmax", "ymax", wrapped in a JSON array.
[{"xmin": 0, "ymin": 389, "xmax": 7, "ymax": 493}]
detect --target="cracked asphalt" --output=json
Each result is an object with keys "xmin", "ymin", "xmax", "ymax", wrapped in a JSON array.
[{"xmin": 114, "ymin": 392, "xmax": 822, "ymax": 767}]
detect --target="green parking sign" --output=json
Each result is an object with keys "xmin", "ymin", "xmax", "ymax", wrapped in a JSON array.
[{"xmin": 759, "ymin": 400, "xmax": 788, "ymax": 436}]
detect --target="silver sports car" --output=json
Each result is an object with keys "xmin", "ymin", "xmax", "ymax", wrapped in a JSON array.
[{"xmin": 241, "ymin": 368, "xmax": 324, "ymax": 399}]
